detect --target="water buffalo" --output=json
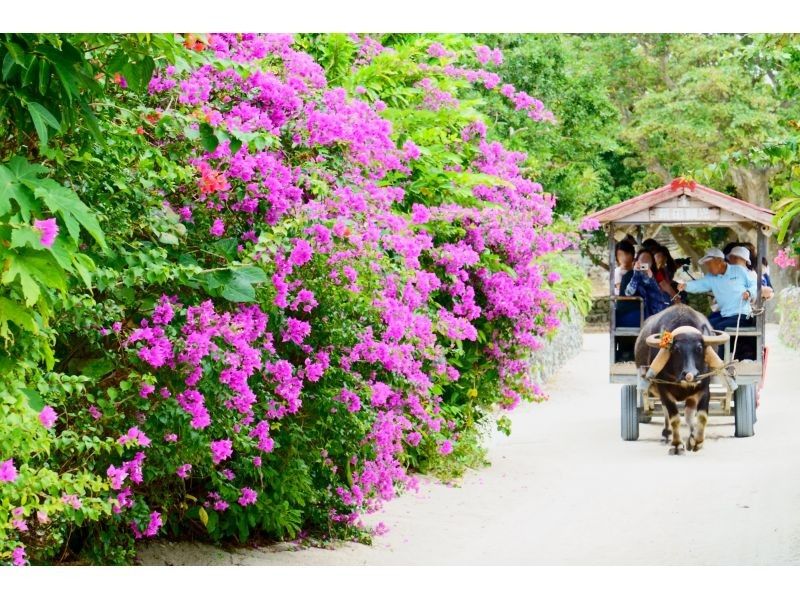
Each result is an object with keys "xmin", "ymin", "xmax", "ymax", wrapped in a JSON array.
[{"xmin": 634, "ymin": 305, "xmax": 729, "ymax": 454}]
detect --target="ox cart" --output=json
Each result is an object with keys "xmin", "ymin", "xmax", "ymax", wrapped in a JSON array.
[{"xmin": 586, "ymin": 181, "xmax": 775, "ymax": 442}]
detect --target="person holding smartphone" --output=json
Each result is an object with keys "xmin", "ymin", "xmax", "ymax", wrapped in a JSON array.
[{"xmin": 622, "ymin": 249, "xmax": 672, "ymax": 320}]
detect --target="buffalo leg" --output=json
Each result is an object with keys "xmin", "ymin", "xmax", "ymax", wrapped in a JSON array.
[
  {"xmin": 659, "ymin": 390, "xmax": 684, "ymax": 454},
  {"xmin": 689, "ymin": 386, "xmax": 711, "ymax": 452},
  {"xmin": 684, "ymin": 396, "xmax": 697, "ymax": 450}
]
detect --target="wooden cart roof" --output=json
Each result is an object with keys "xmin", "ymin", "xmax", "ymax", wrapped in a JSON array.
[{"xmin": 587, "ymin": 180, "xmax": 776, "ymax": 229}]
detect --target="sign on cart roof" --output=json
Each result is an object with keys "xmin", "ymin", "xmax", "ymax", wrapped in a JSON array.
[{"xmin": 586, "ymin": 179, "xmax": 776, "ymax": 228}]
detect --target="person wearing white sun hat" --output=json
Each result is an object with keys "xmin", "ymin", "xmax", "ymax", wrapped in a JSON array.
[{"xmin": 726, "ymin": 244, "xmax": 775, "ymax": 301}]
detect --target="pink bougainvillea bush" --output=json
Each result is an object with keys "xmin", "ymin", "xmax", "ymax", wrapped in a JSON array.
[{"xmin": 1, "ymin": 33, "xmax": 579, "ymax": 564}]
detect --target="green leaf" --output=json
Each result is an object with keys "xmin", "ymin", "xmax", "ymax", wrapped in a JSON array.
[
  {"xmin": 78, "ymin": 97, "xmax": 104, "ymax": 145},
  {"xmin": 205, "ymin": 509, "xmax": 218, "ymax": 534},
  {"xmin": 73, "ymin": 253, "xmax": 95, "ymax": 288},
  {"xmin": 0, "ymin": 297, "xmax": 39, "ymax": 337},
  {"xmin": 10, "ymin": 227, "xmax": 44, "ymax": 250},
  {"xmin": 221, "ymin": 274, "xmax": 256, "ymax": 303},
  {"xmin": 21, "ymin": 388, "xmax": 44, "ymax": 412},
  {"xmin": 79, "ymin": 358, "xmax": 115, "ymax": 379},
  {"xmin": 158, "ymin": 232, "xmax": 180, "ymax": 245},
  {"xmin": 34, "ymin": 179, "xmax": 107, "ymax": 250},
  {"xmin": 234, "ymin": 265, "xmax": 267, "ymax": 285},
  {"xmin": 183, "ymin": 126, "xmax": 200, "ymax": 140},
  {"xmin": 37, "ymin": 59, "xmax": 51, "ymax": 95},
  {"xmin": 199, "ymin": 123, "xmax": 219, "ymax": 153},
  {"xmin": 212, "ymin": 238, "xmax": 239, "ymax": 260},
  {"xmin": 198, "ymin": 506, "xmax": 209, "ymax": 527},
  {"xmin": 0, "ymin": 162, "xmax": 36, "ymax": 218},
  {"xmin": 1, "ymin": 250, "xmax": 68, "ymax": 306},
  {"xmin": 1, "ymin": 262, "xmax": 40, "ymax": 306},
  {"xmin": 28, "ymin": 102, "xmax": 61, "ymax": 146}
]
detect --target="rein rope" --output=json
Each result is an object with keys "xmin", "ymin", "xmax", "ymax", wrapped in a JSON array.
[{"xmin": 647, "ymin": 296, "xmax": 751, "ymax": 388}]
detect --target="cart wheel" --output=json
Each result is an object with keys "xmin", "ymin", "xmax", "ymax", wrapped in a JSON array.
[
  {"xmin": 621, "ymin": 385, "xmax": 639, "ymax": 441},
  {"xmin": 734, "ymin": 384, "xmax": 756, "ymax": 438}
]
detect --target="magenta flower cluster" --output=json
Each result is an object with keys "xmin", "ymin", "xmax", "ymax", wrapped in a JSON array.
[{"xmin": 90, "ymin": 33, "xmax": 570, "ymax": 542}]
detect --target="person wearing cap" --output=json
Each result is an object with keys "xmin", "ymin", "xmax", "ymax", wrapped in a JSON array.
[
  {"xmin": 676, "ymin": 247, "xmax": 757, "ymax": 332},
  {"xmin": 726, "ymin": 244, "xmax": 774, "ymax": 301}
]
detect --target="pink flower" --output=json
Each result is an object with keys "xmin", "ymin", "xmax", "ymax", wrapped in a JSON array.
[
  {"xmin": 411, "ymin": 203, "xmax": 430, "ymax": 224},
  {"xmin": 88, "ymin": 405, "xmax": 102, "ymax": 420},
  {"xmin": 403, "ymin": 139, "xmax": 421, "ymax": 161},
  {"xmin": 210, "ymin": 439, "xmax": 233, "ymax": 464},
  {"xmin": 107, "ymin": 464, "xmax": 129, "ymax": 490},
  {"xmin": 289, "ymin": 239, "xmax": 314, "ymax": 267},
  {"xmin": 176, "ymin": 463, "xmax": 192, "ymax": 478},
  {"xmin": 164, "ymin": 433, "xmax": 179, "ymax": 442},
  {"xmin": 579, "ymin": 217, "xmax": 601, "ymax": 232},
  {"xmin": 438, "ymin": 440, "xmax": 454, "ymax": 455},
  {"xmin": 210, "ymin": 218, "xmax": 225, "ymax": 237},
  {"xmin": 0, "ymin": 458, "xmax": 18, "ymax": 483},
  {"xmin": 39, "ymin": 405, "xmax": 57, "ymax": 429},
  {"xmin": 34, "ymin": 218, "xmax": 58, "ymax": 248},
  {"xmin": 12, "ymin": 519, "xmax": 28, "ymax": 532},
  {"xmin": 118, "ymin": 426, "xmax": 151, "ymax": 448},
  {"xmin": 37, "ymin": 511, "xmax": 49, "ymax": 524},
  {"xmin": 238, "ymin": 487, "xmax": 258, "ymax": 506},
  {"xmin": 61, "ymin": 493, "xmax": 82, "ymax": 510},
  {"xmin": 12, "ymin": 546, "xmax": 27, "ymax": 566},
  {"xmin": 774, "ymin": 248, "xmax": 798, "ymax": 269},
  {"xmin": 132, "ymin": 510, "xmax": 163, "ymax": 539},
  {"xmin": 139, "ymin": 384, "xmax": 155, "ymax": 398},
  {"xmin": 282, "ymin": 317, "xmax": 311, "ymax": 345}
]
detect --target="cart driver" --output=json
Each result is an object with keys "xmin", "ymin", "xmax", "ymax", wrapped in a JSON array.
[{"xmin": 676, "ymin": 247, "xmax": 757, "ymax": 332}]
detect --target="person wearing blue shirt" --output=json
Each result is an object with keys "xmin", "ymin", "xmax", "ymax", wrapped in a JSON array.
[{"xmin": 677, "ymin": 247, "xmax": 757, "ymax": 332}]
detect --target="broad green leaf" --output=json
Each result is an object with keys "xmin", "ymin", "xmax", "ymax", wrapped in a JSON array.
[
  {"xmin": 0, "ymin": 297, "xmax": 39, "ymax": 337},
  {"xmin": 158, "ymin": 232, "xmax": 180, "ymax": 245},
  {"xmin": 2, "ymin": 52, "xmax": 16, "ymax": 80},
  {"xmin": 72, "ymin": 253, "xmax": 95, "ymax": 288},
  {"xmin": 79, "ymin": 358, "xmax": 115, "ymax": 379},
  {"xmin": 233, "ymin": 265, "xmax": 267, "ymax": 285},
  {"xmin": 198, "ymin": 506, "xmax": 209, "ymax": 527},
  {"xmin": 205, "ymin": 509, "xmax": 218, "ymax": 534},
  {"xmin": 10, "ymin": 227, "xmax": 43, "ymax": 250},
  {"xmin": 202, "ymin": 269, "xmax": 233, "ymax": 292},
  {"xmin": 212, "ymin": 238, "xmax": 239, "ymax": 260},
  {"xmin": 1, "ymin": 261, "xmax": 40, "ymax": 306},
  {"xmin": 0, "ymin": 164, "xmax": 35, "ymax": 218},
  {"xmin": 199, "ymin": 123, "xmax": 219, "ymax": 152},
  {"xmin": 29, "ymin": 102, "xmax": 60, "ymax": 129},
  {"xmin": 34, "ymin": 179, "xmax": 107, "ymax": 250},
  {"xmin": 221, "ymin": 274, "xmax": 256, "ymax": 303},
  {"xmin": 49, "ymin": 236, "xmax": 77, "ymax": 272},
  {"xmin": 28, "ymin": 102, "xmax": 61, "ymax": 146},
  {"xmin": 1, "ymin": 250, "xmax": 68, "ymax": 306},
  {"xmin": 21, "ymin": 388, "xmax": 44, "ymax": 412}
]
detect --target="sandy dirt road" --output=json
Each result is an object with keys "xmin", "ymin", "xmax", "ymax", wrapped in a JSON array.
[{"xmin": 139, "ymin": 324, "xmax": 800, "ymax": 565}]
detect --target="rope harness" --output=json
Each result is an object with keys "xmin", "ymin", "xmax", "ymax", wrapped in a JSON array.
[{"xmin": 645, "ymin": 297, "xmax": 752, "ymax": 388}]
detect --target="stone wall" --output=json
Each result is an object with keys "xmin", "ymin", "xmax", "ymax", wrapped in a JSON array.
[
  {"xmin": 777, "ymin": 286, "xmax": 800, "ymax": 350},
  {"xmin": 530, "ymin": 306, "xmax": 585, "ymax": 385}
]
